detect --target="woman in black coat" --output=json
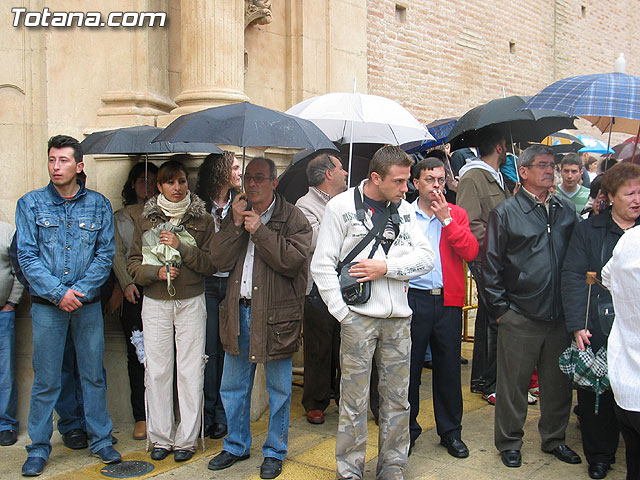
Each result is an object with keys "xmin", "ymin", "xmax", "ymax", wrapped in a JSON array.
[{"xmin": 561, "ymin": 162, "xmax": 640, "ymax": 479}]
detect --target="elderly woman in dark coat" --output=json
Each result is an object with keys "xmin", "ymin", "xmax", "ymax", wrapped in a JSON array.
[{"xmin": 561, "ymin": 162, "xmax": 640, "ymax": 479}]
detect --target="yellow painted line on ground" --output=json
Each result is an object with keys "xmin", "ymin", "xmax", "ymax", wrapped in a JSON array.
[
  {"xmin": 245, "ymin": 459, "xmax": 335, "ymax": 480},
  {"xmin": 44, "ymin": 419, "xmax": 272, "ymax": 480}
]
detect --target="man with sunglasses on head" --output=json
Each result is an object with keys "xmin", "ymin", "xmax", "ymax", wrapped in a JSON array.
[
  {"xmin": 207, "ymin": 157, "xmax": 311, "ymax": 480},
  {"xmin": 482, "ymin": 144, "xmax": 580, "ymax": 469},
  {"xmin": 407, "ymin": 158, "xmax": 478, "ymax": 458}
]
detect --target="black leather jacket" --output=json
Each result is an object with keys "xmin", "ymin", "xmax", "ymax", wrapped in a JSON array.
[{"xmin": 482, "ymin": 188, "xmax": 579, "ymax": 322}]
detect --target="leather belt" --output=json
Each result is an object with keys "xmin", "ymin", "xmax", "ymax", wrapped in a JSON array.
[
  {"xmin": 411, "ymin": 288, "xmax": 443, "ymax": 296},
  {"xmin": 239, "ymin": 298, "xmax": 251, "ymax": 307}
]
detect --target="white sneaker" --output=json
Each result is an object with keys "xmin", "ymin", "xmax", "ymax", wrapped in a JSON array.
[{"xmin": 527, "ymin": 392, "xmax": 538, "ymax": 405}]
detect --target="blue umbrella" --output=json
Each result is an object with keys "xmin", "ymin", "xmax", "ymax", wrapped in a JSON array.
[
  {"xmin": 522, "ymin": 72, "xmax": 640, "ymax": 135},
  {"xmin": 575, "ymin": 135, "xmax": 614, "ymax": 154},
  {"xmin": 405, "ymin": 117, "xmax": 458, "ymax": 153}
]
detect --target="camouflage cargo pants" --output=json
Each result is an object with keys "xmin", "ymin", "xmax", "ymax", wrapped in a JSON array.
[{"xmin": 336, "ymin": 311, "xmax": 411, "ymax": 480}]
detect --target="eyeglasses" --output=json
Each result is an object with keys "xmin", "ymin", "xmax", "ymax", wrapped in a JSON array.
[
  {"xmin": 423, "ymin": 176, "xmax": 446, "ymax": 185},
  {"xmin": 244, "ymin": 174, "xmax": 272, "ymax": 184},
  {"xmin": 528, "ymin": 162, "xmax": 555, "ymax": 170}
]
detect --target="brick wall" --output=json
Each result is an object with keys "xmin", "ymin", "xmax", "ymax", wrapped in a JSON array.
[{"xmin": 367, "ymin": 0, "xmax": 640, "ymax": 127}]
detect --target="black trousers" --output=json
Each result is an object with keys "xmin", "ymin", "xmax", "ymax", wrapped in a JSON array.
[
  {"xmin": 614, "ymin": 404, "xmax": 640, "ymax": 480},
  {"xmin": 203, "ymin": 276, "xmax": 228, "ymax": 427},
  {"xmin": 407, "ymin": 288, "xmax": 463, "ymax": 443},
  {"xmin": 302, "ymin": 288, "xmax": 341, "ymax": 412},
  {"xmin": 577, "ymin": 389, "xmax": 619, "ymax": 465},
  {"xmin": 468, "ymin": 262, "xmax": 497, "ymax": 394},
  {"xmin": 120, "ymin": 286, "xmax": 145, "ymax": 422}
]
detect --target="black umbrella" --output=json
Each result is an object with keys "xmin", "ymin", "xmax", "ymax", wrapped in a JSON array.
[
  {"xmin": 81, "ymin": 125, "xmax": 223, "ymax": 155},
  {"xmin": 446, "ymin": 95, "xmax": 576, "ymax": 150},
  {"xmin": 152, "ymin": 102, "xmax": 337, "ymax": 152},
  {"xmin": 276, "ymin": 144, "xmax": 374, "ymax": 205}
]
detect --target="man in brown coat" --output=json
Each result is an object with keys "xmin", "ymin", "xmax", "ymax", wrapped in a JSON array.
[
  {"xmin": 456, "ymin": 128, "xmax": 510, "ymax": 401},
  {"xmin": 207, "ymin": 157, "xmax": 312, "ymax": 480}
]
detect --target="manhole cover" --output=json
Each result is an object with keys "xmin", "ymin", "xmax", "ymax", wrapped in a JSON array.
[{"xmin": 100, "ymin": 460, "xmax": 155, "ymax": 478}]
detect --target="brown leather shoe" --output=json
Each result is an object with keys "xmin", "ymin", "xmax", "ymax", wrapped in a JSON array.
[
  {"xmin": 133, "ymin": 421, "xmax": 147, "ymax": 440},
  {"xmin": 306, "ymin": 410, "xmax": 324, "ymax": 424}
]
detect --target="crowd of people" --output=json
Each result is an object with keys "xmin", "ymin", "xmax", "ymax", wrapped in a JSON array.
[{"xmin": 0, "ymin": 132, "xmax": 639, "ymax": 480}]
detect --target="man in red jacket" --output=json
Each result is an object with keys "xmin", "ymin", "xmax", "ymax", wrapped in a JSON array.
[{"xmin": 408, "ymin": 158, "xmax": 478, "ymax": 458}]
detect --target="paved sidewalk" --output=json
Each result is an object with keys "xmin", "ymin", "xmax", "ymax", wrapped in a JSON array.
[{"xmin": 0, "ymin": 343, "xmax": 627, "ymax": 479}]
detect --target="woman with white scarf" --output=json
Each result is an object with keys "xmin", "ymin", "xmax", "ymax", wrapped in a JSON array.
[{"xmin": 128, "ymin": 160, "xmax": 217, "ymax": 462}]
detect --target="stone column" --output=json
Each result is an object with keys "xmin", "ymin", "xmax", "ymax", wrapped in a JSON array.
[{"xmin": 170, "ymin": 0, "xmax": 249, "ymax": 116}]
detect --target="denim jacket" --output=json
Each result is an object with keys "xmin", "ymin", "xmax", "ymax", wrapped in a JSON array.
[{"xmin": 15, "ymin": 181, "xmax": 115, "ymax": 305}]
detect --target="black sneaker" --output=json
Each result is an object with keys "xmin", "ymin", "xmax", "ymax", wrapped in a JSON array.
[{"xmin": 62, "ymin": 428, "xmax": 88, "ymax": 450}]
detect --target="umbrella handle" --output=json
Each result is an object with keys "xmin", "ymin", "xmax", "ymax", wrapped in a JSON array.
[{"xmin": 166, "ymin": 264, "xmax": 176, "ymax": 297}]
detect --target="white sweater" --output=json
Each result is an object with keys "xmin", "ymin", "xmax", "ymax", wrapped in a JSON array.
[{"xmin": 311, "ymin": 183, "xmax": 434, "ymax": 322}]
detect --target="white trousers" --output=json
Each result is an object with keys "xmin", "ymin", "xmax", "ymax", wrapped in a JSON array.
[{"xmin": 142, "ymin": 294, "xmax": 206, "ymax": 450}]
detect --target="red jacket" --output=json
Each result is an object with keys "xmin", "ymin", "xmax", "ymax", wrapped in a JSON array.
[{"xmin": 439, "ymin": 203, "xmax": 478, "ymax": 307}]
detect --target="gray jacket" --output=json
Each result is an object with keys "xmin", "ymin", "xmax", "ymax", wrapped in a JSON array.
[{"xmin": 0, "ymin": 221, "xmax": 24, "ymax": 307}]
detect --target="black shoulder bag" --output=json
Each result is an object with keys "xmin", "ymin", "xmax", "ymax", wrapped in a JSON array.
[{"xmin": 337, "ymin": 188, "xmax": 394, "ymax": 305}]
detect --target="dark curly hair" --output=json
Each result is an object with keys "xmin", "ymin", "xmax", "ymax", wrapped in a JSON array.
[
  {"xmin": 121, "ymin": 162, "xmax": 159, "ymax": 206},
  {"xmin": 195, "ymin": 151, "xmax": 238, "ymax": 213}
]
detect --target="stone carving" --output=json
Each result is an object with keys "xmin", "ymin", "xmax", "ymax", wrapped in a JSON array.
[{"xmin": 245, "ymin": 0, "xmax": 272, "ymax": 28}]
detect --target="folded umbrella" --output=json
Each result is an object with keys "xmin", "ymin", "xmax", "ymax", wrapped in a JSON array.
[{"xmin": 141, "ymin": 222, "xmax": 197, "ymax": 296}]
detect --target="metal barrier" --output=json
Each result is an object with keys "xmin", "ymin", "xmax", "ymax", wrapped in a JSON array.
[{"xmin": 462, "ymin": 261, "xmax": 478, "ymax": 342}]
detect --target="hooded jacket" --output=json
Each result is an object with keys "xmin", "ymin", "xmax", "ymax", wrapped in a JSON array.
[
  {"xmin": 127, "ymin": 193, "xmax": 216, "ymax": 300},
  {"xmin": 457, "ymin": 161, "xmax": 510, "ymax": 261}
]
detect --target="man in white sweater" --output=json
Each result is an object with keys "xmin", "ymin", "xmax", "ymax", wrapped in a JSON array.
[{"xmin": 311, "ymin": 146, "xmax": 435, "ymax": 480}]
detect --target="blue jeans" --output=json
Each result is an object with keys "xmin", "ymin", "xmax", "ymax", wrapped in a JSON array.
[
  {"xmin": 54, "ymin": 328, "xmax": 85, "ymax": 435},
  {"xmin": 221, "ymin": 304, "xmax": 292, "ymax": 461},
  {"xmin": 27, "ymin": 302, "xmax": 113, "ymax": 460},
  {"xmin": 0, "ymin": 310, "xmax": 18, "ymax": 432},
  {"xmin": 204, "ymin": 276, "xmax": 228, "ymax": 427}
]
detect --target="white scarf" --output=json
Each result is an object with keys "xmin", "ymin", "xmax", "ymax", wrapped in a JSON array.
[{"xmin": 156, "ymin": 192, "xmax": 191, "ymax": 225}]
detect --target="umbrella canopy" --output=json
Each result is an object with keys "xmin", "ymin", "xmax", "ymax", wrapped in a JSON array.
[
  {"xmin": 285, "ymin": 92, "xmax": 434, "ymax": 145},
  {"xmin": 446, "ymin": 95, "xmax": 576, "ymax": 150},
  {"xmin": 576, "ymin": 135, "xmax": 614, "ymax": 154},
  {"xmin": 81, "ymin": 126, "xmax": 223, "ymax": 155},
  {"xmin": 404, "ymin": 117, "xmax": 458, "ymax": 153},
  {"xmin": 522, "ymin": 72, "xmax": 640, "ymax": 135},
  {"xmin": 152, "ymin": 102, "xmax": 337, "ymax": 151},
  {"xmin": 612, "ymin": 142, "xmax": 640, "ymax": 162},
  {"xmin": 276, "ymin": 145, "xmax": 376, "ymax": 204}
]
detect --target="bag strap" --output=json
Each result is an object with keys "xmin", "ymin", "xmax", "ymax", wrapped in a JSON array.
[{"xmin": 338, "ymin": 188, "xmax": 391, "ymax": 270}]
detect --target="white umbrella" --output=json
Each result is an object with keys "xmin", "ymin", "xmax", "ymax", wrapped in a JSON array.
[
  {"xmin": 286, "ymin": 92, "xmax": 432, "ymax": 145},
  {"xmin": 286, "ymin": 92, "xmax": 434, "ymax": 184}
]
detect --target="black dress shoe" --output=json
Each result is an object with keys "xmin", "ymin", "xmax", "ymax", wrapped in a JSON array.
[
  {"xmin": 0, "ymin": 429, "xmax": 17, "ymax": 446},
  {"xmin": 501, "ymin": 449, "xmax": 521, "ymax": 467},
  {"xmin": 208, "ymin": 450, "xmax": 250, "ymax": 471},
  {"xmin": 260, "ymin": 457, "xmax": 283, "ymax": 479},
  {"xmin": 211, "ymin": 423, "xmax": 227, "ymax": 439},
  {"xmin": 150, "ymin": 447, "xmax": 171, "ymax": 461},
  {"xmin": 62, "ymin": 428, "xmax": 88, "ymax": 450},
  {"xmin": 174, "ymin": 449, "xmax": 194, "ymax": 462},
  {"xmin": 589, "ymin": 462, "xmax": 609, "ymax": 479},
  {"xmin": 460, "ymin": 357, "xmax": 469, "ymax": 365},
  {"xmin": 423, "ymin": 360, "xmax": 433, "ymax": 369},
  {"xmin": 440, "ymin": 437, "xmax": 469, "ymax": 458},
  {"xmin": 543, "ymin": 444, "xmax": 582, "ymax": 464}
]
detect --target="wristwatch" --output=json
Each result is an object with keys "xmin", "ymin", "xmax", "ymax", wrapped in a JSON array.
[{"xmin": 441, "ymin": 217, "xmax": 453, "ymax": 227}]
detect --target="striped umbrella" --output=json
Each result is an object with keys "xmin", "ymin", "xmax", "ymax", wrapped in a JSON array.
[{"xmin": 522, "ymin": 72, "xmax": 640, "ymax": 162}]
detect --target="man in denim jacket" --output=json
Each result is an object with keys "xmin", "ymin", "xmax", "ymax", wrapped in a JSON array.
[{"xmin": 15, "ymin": 135, "xmax": 119, "ymax": 477}]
